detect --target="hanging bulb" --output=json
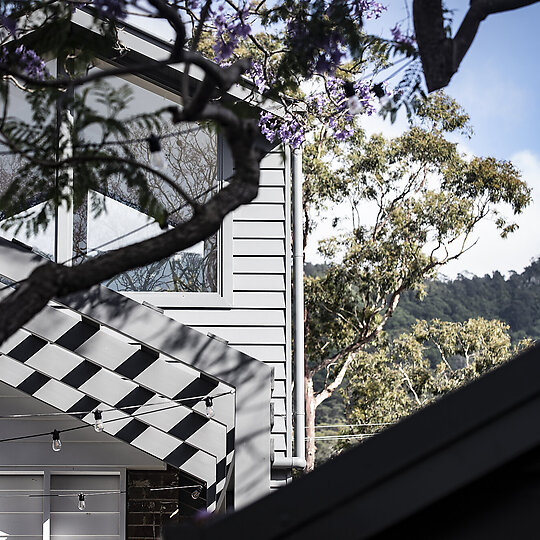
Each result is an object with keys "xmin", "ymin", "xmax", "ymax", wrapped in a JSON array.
[
  {"xmin": 372, "ymin": 83, "xmax": 393, "ymax": 108},
  {"xmin": 78, "ymin": 493, "xmax": 86, "ymax": 511},
  {"xmin": 147, "ymin": 134, "xmax": 165, "ymax": 170},
  {"xmin": 205, "ymin": 397, "xmax": 215, "ymax": 419},
  {"xmin": 52, "ymin": 430, "xmax": 62, "ymax": 452},
  {"xmin": 343, "ymin": 81, "xmax": 363, "ymax": 115},
  {"xmin": 191, "ymin": 487, "xmax": 201, "ymax": 500},
  {"xmin": 93, "ymin": 410, "xmax": 104, "ymax": 433}
]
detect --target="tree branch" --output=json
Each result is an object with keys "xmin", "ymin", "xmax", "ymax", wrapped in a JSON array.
[
  {"xmin": 413, "ymin": 0, "xmax": 540, "ymax": 91},
  {"xmin": 0, "ymin": 118, "xmax": 264, "ymax": 346}
]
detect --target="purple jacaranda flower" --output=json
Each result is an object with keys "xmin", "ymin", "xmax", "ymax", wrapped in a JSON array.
[
  {"xmin": 93, "ymin": 0, "xmax": 127, "ymax": 20},
  {"xmin": 211, "ymin": 1, "xmax": 253, "ymax": 62},
  {"xmin": 351, "ymin": 0, "xmax": 386, "ymax": 19},
  {"xmin": 390, "ymin": 24, "xmax": 416, "ymax": 47},
  {"xmin": 0, "ymin": 15, "xmax": 16, "ymax": 36},
  {"xmin": 259, "ymin": 112, "xmax": 304, "ymax": 149},
  {"xmin": 0, "ymin": 45, "xmax": 48, "ymax": 80},
  {"xmin": 248, "ymin": 61, "xmax": 272, "ymax": 94}
]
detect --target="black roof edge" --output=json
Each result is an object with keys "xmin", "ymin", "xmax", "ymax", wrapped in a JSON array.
[{"xmin": 165, "ymin": 342, "xmax": 540, "ymax": 539}]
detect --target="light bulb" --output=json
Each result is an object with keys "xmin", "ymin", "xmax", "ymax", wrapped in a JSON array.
[
  {"xmin": 191, "ymin": 487, "xmax": 201, "ymax": 500},
  {"xmin": 148, "ymin": 134, "xmax": 165, "ymax": 170},
  {"xmin": 93, "ymin": 410, "xmax": 104, "ymax": 432},
  {"xmin": 371, "ymin": 83, "xmax": 393, "ymax": 109},
  {"xmin": 52, "ymin": 430, "xmax": 62, "ymax": 452},
  {"xmin": 379, "ymin": 95, "xmax": 393, "ymax": 108},
  {"xmin": 371, "ymin": 83, "xmax": 385, "ymax": 99},
  {"xmin": 343, "ymin": 81, "xmax": 363, "ymax": 115},
  {"xmin": 205, "ymin": 397, "xmax": 215, "ymax": 419},
  {"xmin": 150, "ymin": 150, "xmax": 166, "ymax": 170},
  {"xmin": 78, "ymin": 493, "xmax": 86, "ymax": 511},
  {"xmin": 347, "ymin": 95, "xmax": 363, "ymax": 115}
]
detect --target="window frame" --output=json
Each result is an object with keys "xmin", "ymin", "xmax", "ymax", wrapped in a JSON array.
[{"xmin": 64, "ymin": 63, "xmax": 234, "ymax": 308}]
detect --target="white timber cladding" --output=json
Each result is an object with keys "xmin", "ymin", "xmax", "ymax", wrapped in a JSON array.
[{"xmin": 164, "ymin": 148, "xmax": 293, "ymax": 462}]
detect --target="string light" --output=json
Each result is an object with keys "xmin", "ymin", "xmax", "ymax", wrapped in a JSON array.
[
  {"xmin": 0, "ymin": 391, "xmax": 232, "ymax": 422},
  {"xmin": 191, "ymin": 487, "xmax": 201, "ymax": 500},
  {"xmin": 93, "ymin": 410, "xmax": 104, "ymax": 432},
  {"xmin": 77, "ymin": 493, "xmax": 86, "ymax": 511},
  {"xmin": 147, "ymin": 133, "xmax": 166, "ymax": 170},
  {"xmin": 204, "ymin": 397, "xmax": 215, "ymax": 419},
  {"xmin": 52, "ymin": 430, "xmax": 61, "ymax": 452},
  {"xmin": 371, "ymin": 83, "xmax": 392, "ymax": 108},
  {"xmin": 0, "ymin": 391, "xmax": 233, "ymax": 450},
  {"xmin": 343, "ymin": 81, "xmax": 363, "ymax": 115}
]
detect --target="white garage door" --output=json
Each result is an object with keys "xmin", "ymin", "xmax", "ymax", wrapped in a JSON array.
[
  {"xmin": 51, "ymin": 474, "xmax": 121, "ymax": 540},
  {"xmin": 0, "ymin": 474, "xmax": 43, "ymax": 540},
  {"xmin": 0, "ymin": 473, "xmax": 122, "ymax": 540}
]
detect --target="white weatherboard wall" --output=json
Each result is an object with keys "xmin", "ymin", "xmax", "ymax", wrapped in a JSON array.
[{"xmin": 165, "ymin": 149, "xmax": 292, "ymax": 487}]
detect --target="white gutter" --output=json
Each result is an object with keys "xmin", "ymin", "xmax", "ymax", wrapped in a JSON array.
[{"xmin": 272, "ymin": 148, "xmax": 306, "ymax": 470}]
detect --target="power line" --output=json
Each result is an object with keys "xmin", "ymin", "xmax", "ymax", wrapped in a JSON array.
[
  {"xmin": 0, "ymin": 125, "xmax": 203, "ymax": 157},
  {"xmin": 0, "ymin": 390, "xmax": 233, "ymax": 420},
  {"xmin": 312, "ymin": 422, "xmax": 394, "ymax": 429},
  {"xmin": 308, "ymin": 434, "xmax": 376, "ymax": 441}
]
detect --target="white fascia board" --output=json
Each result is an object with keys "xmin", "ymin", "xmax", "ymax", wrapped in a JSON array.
[{"xmin": 70, "ymin": 9, "xmax": 287, "ymax": 118}]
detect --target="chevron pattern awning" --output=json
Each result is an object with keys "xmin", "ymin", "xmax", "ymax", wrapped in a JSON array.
[
  {"xmin": 0, "ymin": 237, "xmax": 272, "ymax": 509},
  {"xmin": 0, "ymin": 255, "xmax": 242, "ymax": 512}
]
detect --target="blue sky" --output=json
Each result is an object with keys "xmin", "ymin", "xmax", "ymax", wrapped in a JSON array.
[{"xmin": 308, "ymin": 2, "xmax": 540, "ymax": 279}]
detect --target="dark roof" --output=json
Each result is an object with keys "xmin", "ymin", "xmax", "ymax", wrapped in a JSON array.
[{"xmin": 165, "ymin": 342, "xmax": 540, "ymax": 539}]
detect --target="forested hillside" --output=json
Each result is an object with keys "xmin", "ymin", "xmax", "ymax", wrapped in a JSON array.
[
  {"xmin": 385, "ymin": 260, "xmax": 540, "ymax": 343},
  {"xmin": 306, "ymin": 259, "xmax": 540, "ymax": 464},
  {"xmin": 306, "ymin": 259, "xmax": 540, "ymax": 344}
]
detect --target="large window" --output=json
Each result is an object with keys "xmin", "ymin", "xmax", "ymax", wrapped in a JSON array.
[
  {"xmin": 0, "ymin": 62, "xmax": 230, "ymax": 304},
  {"xmin": 0, "ymin": 63, "xmax": 56, "ymax": 260},
  {"xmin": 73, "ymin": 69, "xmax": 221, "ymax": 294}
]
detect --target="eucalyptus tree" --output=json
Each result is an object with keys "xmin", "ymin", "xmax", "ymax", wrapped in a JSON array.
[
  {"xmin": 341, "ymin": 317, "xmax": 531, "ymax": 445},
  {"xmin": 302, "ymin": 92, "xmax": 530, "ymax": 470}
]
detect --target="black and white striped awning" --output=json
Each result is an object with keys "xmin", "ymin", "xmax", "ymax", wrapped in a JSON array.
[{"xmin": 0, "ymin": 238, "xmax": 272, "ymax": 510}]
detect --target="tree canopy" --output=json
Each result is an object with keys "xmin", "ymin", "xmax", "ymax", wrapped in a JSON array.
[
  {"xmin": 302, "ymin": 91, "xmax": 530, "ymax": 469},
  {"xmin": 340, "ymin": 317, "xmax": 530, "ymax": 449}
]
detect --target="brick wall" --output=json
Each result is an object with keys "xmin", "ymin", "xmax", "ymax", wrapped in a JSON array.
[{"xmin": 127, "ymin": 467, "xmax": 206, "ymax": 539}]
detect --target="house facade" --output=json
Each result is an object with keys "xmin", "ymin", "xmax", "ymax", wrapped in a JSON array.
[{"xmin": 0, "ymin": 9, "xmax": 304, "ymax": 539}]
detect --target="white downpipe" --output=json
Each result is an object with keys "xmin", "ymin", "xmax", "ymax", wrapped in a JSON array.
[{"xmin": 273, "ymin": 148, "xmax": 306, "ymax": 470}]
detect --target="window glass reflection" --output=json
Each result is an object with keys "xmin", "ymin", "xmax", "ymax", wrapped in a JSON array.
[
  {"xmin": 73, "ymin": 72, "xmax": 218, "ymax": 293},
  {"xmin": 0, "ymin": 69, "xmax": 56, "ymax": 260}
]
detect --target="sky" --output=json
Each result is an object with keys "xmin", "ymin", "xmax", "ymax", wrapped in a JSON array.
[{"xmin": 306, "ymin": 1, "xmax": 540, "ymax": 279}]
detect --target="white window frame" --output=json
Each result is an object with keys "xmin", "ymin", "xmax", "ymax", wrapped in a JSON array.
[{"xmin": 58, "ymin": 62, "xmax": 233, "ymax": 308}]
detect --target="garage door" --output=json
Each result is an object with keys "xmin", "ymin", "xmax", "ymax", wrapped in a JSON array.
[
  {"xmin": 0, "ymin": 474, "xmax": 43, "ymax": 539},
  {"xmin": 51, "ymin": 474, "xmax": 121, "ymax": 540},
  {"xmin": 0, "ymin": 472, "xmax": 122, "ymax": 540}
]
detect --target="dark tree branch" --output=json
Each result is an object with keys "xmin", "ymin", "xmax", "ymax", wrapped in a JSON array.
[{"xmin": 413, "ymin": 0, "xmax": 540, "ymax": 92}]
